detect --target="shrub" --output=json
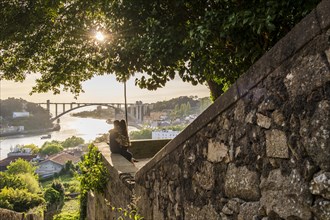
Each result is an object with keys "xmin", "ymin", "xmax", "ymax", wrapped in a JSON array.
[
  {"xmin": 53, "ymin": 211, "xmax": 79, "ymax": 220},
  {"xmin": 62, "ymin": 136, "xmax": 84, "ymax": 148},
  {"xmin": 0, "ymin": 172, "xmax": 27, "ymax": 190},
  {"xmin": 44, "ymin": 188, "xmax": 61, "ymax": 205},
  {"xmin": 0, "ymin": 187, "xmax": 45, "ymax": 212},
  {"xmin": 6, "ymin": 158, "xmax": 36, "ymax": 175},
  {"xmin": 17, "ymin": 173, "xmax": 41, "ymax": 194}
]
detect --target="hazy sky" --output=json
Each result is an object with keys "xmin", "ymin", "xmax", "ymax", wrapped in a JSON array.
[{"xmin": 0, "ymin": 74, "xmax": 210, "ymax": 104}]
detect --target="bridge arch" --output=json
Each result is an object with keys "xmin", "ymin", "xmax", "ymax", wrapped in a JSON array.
[{"xmin": 50, "ymin": 104, "xmax": 137, "ymax": 122}]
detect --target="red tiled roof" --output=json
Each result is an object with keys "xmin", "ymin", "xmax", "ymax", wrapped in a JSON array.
[
  {"xmin": 0, "ymin": 155, "xmax": 36, "ymax": 170},
  {"xmin": 40, "ymin": 152, "xmax": 80, "ymax": 166}
]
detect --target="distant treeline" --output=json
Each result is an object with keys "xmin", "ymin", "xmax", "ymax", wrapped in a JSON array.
[{"xmin": 151, "ymin": 96, "xmax": 211, "ymax": 114}]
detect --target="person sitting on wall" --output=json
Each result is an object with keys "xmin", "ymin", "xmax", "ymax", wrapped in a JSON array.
[{"xmin": 108, "ymin": 120, "xmax": 137, "ymax": 163}]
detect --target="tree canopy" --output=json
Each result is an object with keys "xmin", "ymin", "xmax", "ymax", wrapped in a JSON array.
[
  {"xmin": 40, "ymin": 141, "xmax": 64, "ymax": 156},
  {"xmin": 6, "ymin": 158, "xmax": 36, "ymax": 176},
  {"xmin": 0, "ymin": 0, "xmax": 320, "ymax": 99}
]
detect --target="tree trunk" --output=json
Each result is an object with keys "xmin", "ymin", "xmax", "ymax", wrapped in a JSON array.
[{"xmin": 206, "ymin": 80, "xmax": 224, "ymax": 101}]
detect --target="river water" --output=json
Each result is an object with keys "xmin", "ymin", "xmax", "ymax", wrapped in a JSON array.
[{"xmin": 0, "ymin": 112, "xmax": 137, "ymax": 160}]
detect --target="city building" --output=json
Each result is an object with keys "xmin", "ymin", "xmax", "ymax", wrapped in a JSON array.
[
  {"xmin": 0, "ymin": 155, "xmax": 37, "ymax": 171},
  {"xmin": 36, "ymin": 152, "xmax": 80, "ymax": 177},
  {"xmin": 152, "ymin": 130, "xmax": 180, "ymax": 140},
  {"xmin": 12, "ymin": 112, "xmax": 30, "ymax": 118}
]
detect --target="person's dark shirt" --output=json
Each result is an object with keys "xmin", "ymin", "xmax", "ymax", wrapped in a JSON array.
[{"xmin": 109, "ymin": 129, "xmax": 121, "ymax": 153}]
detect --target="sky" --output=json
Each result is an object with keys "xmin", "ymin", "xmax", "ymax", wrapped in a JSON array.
[{"xmin": 0, "ymin": 73, "xmax": 210, "ymax": 104}]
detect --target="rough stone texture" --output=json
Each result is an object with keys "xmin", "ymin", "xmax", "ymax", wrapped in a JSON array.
[
  {"xmin": 184, "ymin": 203, "xmax": 220, "ymax": 220},
  {"xmin": 225, "ymin": 164, "xmax": 260, "ymax": 201},
  {"xmin": 192, "ymin": 161, "xmax": 214, "ymax": 190},
  {"xmin": 312, "ymin": 199, "xmax": 330, "ymax": 220},
  {"xmin": 271, "ymin": 110, "xmax": 285, "ymax": 127},
  {"xmin": 237, "ymin": 202, "xmax": 261, "ymax": 220},
  {"xmin": 133, "ymin": 5, "xmax": 330, "ymax": 218},
  {"xmin": 316, "ymin": 0, "xmax": 330, "ymax": 30},
  {"xmin": 207, "ymin": 139, "xmax": 230, "ymax": 163},
  {"xmin": 0, "ymin": 208, "xmax": 43, "ymax": 220},
  {"xmin": 265, "ymin": 129, "xmax": 289, "ymax": 158},
  {"xmin": 256, "ymin": 113, "xmax": 272, "ymax": 129},
  {"xmin": 310, "ymin": 171, "xmax": 330, "ymax": 199},
  {"xmin": 300, "ymin": 100, "xmax": 330, "ymax": 170},
  {"xmin": 260, "ymin": 169, "xmax": 313, "ymax": 219}
]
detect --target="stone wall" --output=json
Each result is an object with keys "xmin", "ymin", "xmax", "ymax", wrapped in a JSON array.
[
  {"xmin": 87, "ymin": 140, "xmax": 171, "ymax": 220},
  {"xmin": 87, "ymin": 143, "xmax": 137, "ymax": 220},
  {"xmin": 0, "ymin": 208, "xmax": 43, "ymax": 220},
  {"xmin": 130, "ymin": 139, "xmax": 171, "ymax": 159},
  {"xmin": 135, "ymin": 1, "xmax": 330, "ymax": 219}
]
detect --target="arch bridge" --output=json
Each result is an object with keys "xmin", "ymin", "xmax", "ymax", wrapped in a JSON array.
[{"xmin": 37, "ymin": 100, "xmax": 150, "ymax": 123}]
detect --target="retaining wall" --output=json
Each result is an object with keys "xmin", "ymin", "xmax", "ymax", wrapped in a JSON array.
[{"xmin": 135, "ymin": 1, "xmax": 330, "ymax": 219}]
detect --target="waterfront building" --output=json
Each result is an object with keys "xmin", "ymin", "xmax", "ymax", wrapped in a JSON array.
[{"xmin": 152, "ymin": 130, "xmax": 180, "ymax": 140}]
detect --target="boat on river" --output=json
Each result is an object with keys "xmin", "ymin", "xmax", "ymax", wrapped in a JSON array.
[{"xmin": 40, "ymin": 134, "xmax": 51, "ymax": 139}]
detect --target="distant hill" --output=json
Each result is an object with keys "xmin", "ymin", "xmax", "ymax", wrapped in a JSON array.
[{"xmin": 0, "ymin": 98, "xmax": 53, "ymax": 130}]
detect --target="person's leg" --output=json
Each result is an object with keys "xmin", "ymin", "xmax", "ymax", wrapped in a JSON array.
[{"xmin": 119, "ymin": 148, "xmax": 133, "ymax": 162}]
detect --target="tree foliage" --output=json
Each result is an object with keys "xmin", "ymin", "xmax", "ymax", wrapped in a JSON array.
[
  {"xmin": 0, "ymin": 172, "xmax": 27, "ymax": 190},
  {"xmin": 78, "ymin": 144, "xmax": 109, "ymax": 219},
  {"xmin": 15, "ymin": 143, "xmax": 40, "ymax": 154},
  {"xmin": 39, "ymin": 141, "xmax": 64, "ymax": 156},
  {"xmin": 129, "ymin": 128, "xmax": 153, "ymax": 140},
  {"xmin": 44, "ymin": 187, "xmax": 61, "ymax": 205},
  {"xmin": 0, "ymin": 187, "xmax": 45, "ymax": 212},
  {"xmin": 17, "ymin": 173, "xmax": 41, "ymax": 194},
  {"xmin": 62, "ymin": 136, "xmax": 84, "ymax": 148},
  {"xmin": 0, "ymin": 0, "xmax": 320, "ymax": 99},
  {"xmin": 6, "ymin": 158, "xmax": 36, "ymax": 176}
]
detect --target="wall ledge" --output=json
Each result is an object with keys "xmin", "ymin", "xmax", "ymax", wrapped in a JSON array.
[{"xmin": 95, "ymin": 142, "xmax": 137, "ymax": 188}]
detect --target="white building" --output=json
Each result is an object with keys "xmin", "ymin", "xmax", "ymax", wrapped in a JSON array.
[
  {"xmin": 36, "ymin": 152, "xmax": 80, "ymax": 177},
  {"xmin": 13, "ymin": 112, "xmax": 30, "ymax": 118},
  {"xmin": 152, "ymin": 130, "xmax": 180, "ymax": 140}
]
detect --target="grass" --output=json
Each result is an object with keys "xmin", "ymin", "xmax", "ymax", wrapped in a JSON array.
[
  {"xmin": 40, "ymin": 173, "xmax": 77, "ymax": 189},
  {"xmin": 62, "ymin": 198, "xmax": 80, "ymax": 213},
  {"xmin": 41, "ymin": 173, "xmax": 81, "ymax": 220}
]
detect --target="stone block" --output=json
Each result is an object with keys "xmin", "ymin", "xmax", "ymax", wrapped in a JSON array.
[
  {"xmin": 300, "ymin": 100, "xmax": 330, "ymax": 170},
  {"xmin": 245, "ymin": 110, "xmax": 255, "ymax": 124},
  {"xmin": 192, "ymin": 161, "xmax": 214, "ymax": 190},
  {"xmin": 283, "ymin": 34, "xmax": 330, "ymax": 99},
  {"xmin": 222, "ymin": 198, "xmax": 243, "ymax": 215},
  {"xmin": 234, "ymin": 99, "xmax": 246, "ymax": 122},
  {"xmin": 260, "ymin": 169, "xmax": 312, "ymax": 219},
  {"xmin": 316, "ymin": 0, "xmax": 330, "ymax": 30},
  {"xmin": 184, "ymin": 203, "xmax": 220, "ymax": 220},
  {"xmin": 237, "ymin": 202, "xmax": 260, "ymax": 220},
  {"xmin": 207, "ymin": 139, "xmax": 230, "ymax": 163},
  {"xmin": 256, "ymin": 113, "xmax": 271, "ymax": 129},
  {"xmin": 224, "ymin": 164, "xmax": 260, "ymax": 201},
  {"xmin": 87, "ymin": 192, "xmax": 96, "ymax": 220},
  {"xmin": 312, "ymin": 199, "xmax": 330, "ymax": 220},
  {"xmin": 271, "ymin": 110, "xmax": 285, "ymax": 127},
  {"xmin": 310, "ymin": 171, "xmax": 330, "ymax": 199},
  {"xmin": 265, "ymin": 129, "xmax": 289, "ymax": 159}
]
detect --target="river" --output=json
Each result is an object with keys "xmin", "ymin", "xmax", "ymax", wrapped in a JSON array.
[{"xmin": 0, "ymin": 113, "xmax": 137, "ymax": 160}]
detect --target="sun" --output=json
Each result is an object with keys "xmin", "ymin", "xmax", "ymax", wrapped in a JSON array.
[{"xmin": 95, "ymin": 31, "xmax": 105, "ymax": 42}]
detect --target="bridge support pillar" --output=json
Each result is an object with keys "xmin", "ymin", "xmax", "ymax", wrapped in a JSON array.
[
  {"xmin": 63, "ymin": 104, "xmax": 65, "ymax": 112},
  {"xmin": 46, "ymin": 100, "xmax": 50, "ymax": 113},
  {"xmin": 55, "ymin": 104, "xmax": 58, "ymax": 117}
]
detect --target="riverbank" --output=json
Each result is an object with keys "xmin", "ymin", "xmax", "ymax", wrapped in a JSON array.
[{"xmin": 0, "ymin": 124, "xmax": 60, "ymax": 137}]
